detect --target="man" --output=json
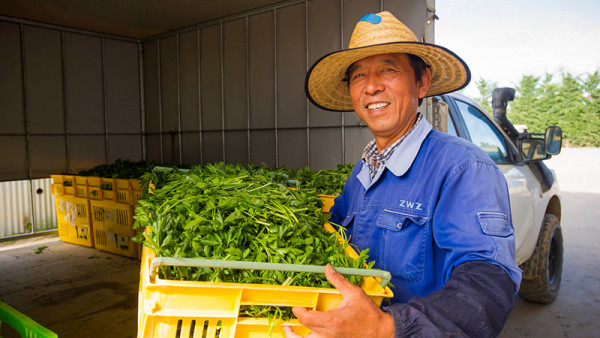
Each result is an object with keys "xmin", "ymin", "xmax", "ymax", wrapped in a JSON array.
[{"xmin": 284, "ymin": 11, "xmax": 522, "ymax": 337}]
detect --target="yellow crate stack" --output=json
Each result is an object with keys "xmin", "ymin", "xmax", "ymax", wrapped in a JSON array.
[
  {"xmin": 50, "ymin": 175, "xmax": 143, "ymax": 258},
  {"xmin": 51, "ymin": 175, "xmax": 95, "ymax": 248}
]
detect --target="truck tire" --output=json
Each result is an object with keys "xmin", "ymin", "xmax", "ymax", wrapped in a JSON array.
[{"xmin": 518, "ymin": 214, "xmax": 563, "ymax": 304}]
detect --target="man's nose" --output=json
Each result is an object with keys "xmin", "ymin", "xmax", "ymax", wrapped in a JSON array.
[{"xmin": 364, "ymin": 73, "xmax": 384, "ymax": 95}]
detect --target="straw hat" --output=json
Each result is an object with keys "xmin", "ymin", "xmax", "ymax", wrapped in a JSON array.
[{"xmin": 305, "ymin": 11, "xmax": 470, "ymax": 112}]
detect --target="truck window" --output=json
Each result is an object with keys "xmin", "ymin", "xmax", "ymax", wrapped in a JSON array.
[{"xmin": 455, "ymin": 100, "xmax": 509, "ymax": 163}]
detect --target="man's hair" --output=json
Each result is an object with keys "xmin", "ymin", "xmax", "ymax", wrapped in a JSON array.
[
  {"xmin": 343, "ymin": 53, "xmax": 430, "ymax": 106},
  {"xmin": 406, "ymin": 54, "xmax": 430, "ymax": 106}
]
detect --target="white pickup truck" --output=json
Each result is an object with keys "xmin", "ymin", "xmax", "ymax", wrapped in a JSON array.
[{"xmin": 434, "ymin": 87, "xmax": 563, "ymax": 304}]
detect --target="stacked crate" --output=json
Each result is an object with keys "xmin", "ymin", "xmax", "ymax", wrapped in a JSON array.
[
  {"xmin": 50, "ymin": 175, "xmax": 143, "ymax": 258},
  {"xmin": 50, "ymin": 175, "xmax": 94, "ymax": 247}
]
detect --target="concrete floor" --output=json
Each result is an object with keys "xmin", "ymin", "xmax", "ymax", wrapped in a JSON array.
[{"xmin": 1, "ymin": 148, "xmax": 599, "ymax": 338}]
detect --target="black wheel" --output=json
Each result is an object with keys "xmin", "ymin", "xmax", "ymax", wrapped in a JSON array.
[{"xmin": 518, "ymin": 214, "xmax": 563, "ymax": 304}]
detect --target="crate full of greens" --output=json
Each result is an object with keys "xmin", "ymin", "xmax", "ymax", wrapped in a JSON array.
[{"xmin": 134, "ymin": 163, "xmax": 392, "ymax": 337}]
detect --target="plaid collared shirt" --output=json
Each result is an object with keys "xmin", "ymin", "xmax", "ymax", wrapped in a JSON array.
[{"xmin": 361, "ymin": 114, "xmax": 423, "ymax": 181}]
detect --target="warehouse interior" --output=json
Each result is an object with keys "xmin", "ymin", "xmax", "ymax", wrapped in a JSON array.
[
  {"xmin": 0, "ymin": 0, "xmax": 434, "ymax": 337},
  {"xmin": 0, "ymin": 0, "xmax": 433, "ymax": 182}
]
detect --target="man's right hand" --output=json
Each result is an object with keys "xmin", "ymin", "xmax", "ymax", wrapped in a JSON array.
[{"xmin": 283, "ymin": 264, "xmax": 394, "ymax": 337}]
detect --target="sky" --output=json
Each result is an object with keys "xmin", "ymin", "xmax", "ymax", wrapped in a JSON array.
[{"xmin": 435, "ymin": 0, "xmax": 600, "ymax": 98}]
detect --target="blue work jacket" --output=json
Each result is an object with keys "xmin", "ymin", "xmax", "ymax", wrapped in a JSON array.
[{"xmin": 329, "ymin": 119, "xmax": 522, "ymax": 304}]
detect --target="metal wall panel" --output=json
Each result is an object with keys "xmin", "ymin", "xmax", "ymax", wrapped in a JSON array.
[
  {"xmin": 143, "ymin": 40, "xmax": 161, "ymax": 134},
  {"xmin": 248, "ymin": 12, "xmax": 276, "ymax": 130},
  {"xmin": 278, "ymin": 129, "xmax": 308, "ymax": 169},
  {"xmin": 224, "ymin": 18, "xmax": 248, "ymax": 131},
  {"xmin": 159, "ymin": 36, "xmax": 180, "ymax": 136},
  {"xmin": 24, "ymin": 26, "xmax": 65, "ymax": 136},
  {"xmin": 179, "ymin": 31, "xmax": 200, "ymax": 132},
  {"xmin": 182, "ymin": 133, "xmax": 201, "ymax": 165},
  {"xmin": 105, "ymin": 39, "xmax": 141, "ymax": 134},
  {"xmin": 225, "ymin": 131, "xmax": 249, "ymax": 164},
  {"xmin": 179, "ymin": 30, "xmax": 202, "ymax": 164},
  {"xmin": 64, "ymin": 33, "xmax": 104, "ymax": 135},
  {"xmin": 0, "ymin": 179, "xmax": 31, "ymax": 237},
  {"xmin": 108, "ymin": 135, "xmax": 142, "ymax": 162},
  {"xmin": 250, "ymin": 130, "xmax": 276, "ymax": 167},
  {"xmin": 0, "ymin": 21, "xmax": 25, "ymax": 135},
  {"xmin": 344, "ymin": 126, "xmax": 373, "ymax": 164},
  {"xmin": 307, "ymin": 0, "xmax": 342, "ymax": 128},
  {"xmin": 31, "ymin": 178, "xmax": 56, "ymax": 231},
  {"xmin": 276, "ymin": 3, "xmax": 307, "ymax": 130},
  {"xmin": 202, "ymin": 131, "xmax": 224, "ymax": 164},
  {"xmin": 200, "ymin": 25, "xmax": 222, "ymax": 131},
  {"xmin": 310, "ymin": 128, "xmax": 343, "ymax": 169},
  {"xmin": 161, "ymin": 131, "xmax": 179, "ymax": 165},
  {"xmin": 0, "ymin": 178, "xmax": 56, "ymax": 237},
  {"xmin": 0, "ymin": 136, "xmax": 28, "ymax": 181},
  {"xmin": 146, "ymin": 135, "xmax": 162, "ymax": 162},
  {"xmin": 385, "ymin": 0, "xmax": 427, "ymax": 40},
  {"xmin": 29, "ymin": 135, "xmax": 66, "ymax": 180},
  {"xmin": 68, "ymin": 135, "xmax": 106, "ymax": 172}
]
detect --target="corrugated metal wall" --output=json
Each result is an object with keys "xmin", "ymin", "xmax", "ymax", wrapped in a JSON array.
[
  {"xmin": 0, "ymin": 178, "xmax": 56, "ymax": 237},
  {"xmin": 142, "ymin": 0, "xmax": 429, "ymax": 170}
]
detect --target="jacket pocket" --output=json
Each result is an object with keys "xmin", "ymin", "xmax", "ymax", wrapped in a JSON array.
[
  {"xmin": 376, "ymin": 209, "xmax": 428, "ymax": 284},
  {"xmin": 477, "ymin": 212, "xmax": 512, "ymax": 237}
]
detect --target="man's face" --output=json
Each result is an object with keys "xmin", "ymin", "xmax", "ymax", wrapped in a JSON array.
[{"xmin": 348, "ymin": 53, "xmax": 430, "ymax": 150}]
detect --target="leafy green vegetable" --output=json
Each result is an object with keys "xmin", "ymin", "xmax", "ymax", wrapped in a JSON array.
[
  {"xmin": 287, "ymin": 163, "xmax": 354, "ymax": 196},
  {"xmin": 133, "ymin": 162, "xmax": 368, "ymax": 332},
  {"xmin": 134, "ymin": 163, "xmax": 369, "ymax": 285},
  {"xmin": 75, "ymin": 159, "xmax": 174, "ymax": 179}
]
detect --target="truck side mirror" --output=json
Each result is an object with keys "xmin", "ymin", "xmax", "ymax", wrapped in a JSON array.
[{"xmin": 545, "ymin": 126, "xmax": 562, "ymax": 155}]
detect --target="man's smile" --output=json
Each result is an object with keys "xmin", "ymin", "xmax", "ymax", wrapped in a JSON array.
[{"xmin": 366, "ymin": 102, "xmax": 390, "ymax": 111}]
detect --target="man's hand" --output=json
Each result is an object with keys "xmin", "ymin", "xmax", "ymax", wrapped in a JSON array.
[{"xmin": 284, "ymin": 264, "xmax": 394, "ymax": 337}]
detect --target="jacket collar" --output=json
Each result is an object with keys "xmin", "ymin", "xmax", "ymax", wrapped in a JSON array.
[{"xmin": 357, "ymin": 117, "xmax": 433, "ymax": 188}]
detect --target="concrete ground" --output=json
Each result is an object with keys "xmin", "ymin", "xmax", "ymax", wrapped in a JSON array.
[{"xmin": 1, "ymin": 148, "xmax": 598, "ymax": 337}]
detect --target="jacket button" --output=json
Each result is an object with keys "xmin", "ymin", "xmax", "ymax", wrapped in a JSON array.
[{"xmin": 397, "ymin": 223, "xmax": 402, "ymax": 229}]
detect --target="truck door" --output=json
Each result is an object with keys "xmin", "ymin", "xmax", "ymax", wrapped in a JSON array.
[{"xmin": 444, "ymin": 97, "xmax": 535, "ymax": 262}]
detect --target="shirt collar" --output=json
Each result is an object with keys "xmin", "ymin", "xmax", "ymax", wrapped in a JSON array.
[{"xmin": 357, "ymin": 116, "xmax": 433, "ymax": 188}]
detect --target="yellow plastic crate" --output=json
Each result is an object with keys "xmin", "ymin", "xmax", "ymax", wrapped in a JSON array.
[
  {"xmin": 86, "ymin": 177, "xmax": 135, "ymax": 204},
  {"xmin": 130, "ymin": 179, "xmax": 144, "ymax": 206},
  {"xmin": 137, "ymin": 223, "xmax": 393, "ymax": 337},
  {"xmin": 90, "ymin": 199, "xmax": 139, "ymax": 258},
  {"xmin": 53, "ymin": 194, "xmax": 94, "ymax": 247}
]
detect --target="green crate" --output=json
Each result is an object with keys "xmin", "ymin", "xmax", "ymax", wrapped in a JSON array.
[{"xmin": 0, "ymin": 301, "xmax": 57, "ymax": 338}]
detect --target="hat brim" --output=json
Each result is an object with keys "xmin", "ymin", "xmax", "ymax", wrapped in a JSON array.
[{"xmin": 305, "ymin": 42, "xmax": 471, "ymax": 112}]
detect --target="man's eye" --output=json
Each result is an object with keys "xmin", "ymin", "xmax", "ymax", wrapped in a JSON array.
[
  {"xmin": 350, "ymin": 73, "xmax": 364, "ymax": 82},
  {"xmin": 382, "ymin": 68, "xmax": 395, "ymax": 73}
]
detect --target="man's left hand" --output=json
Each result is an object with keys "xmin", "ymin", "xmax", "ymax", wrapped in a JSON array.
[{"xmin": 283, "ymin": 264, "xmax": 394, "ymax": 337}]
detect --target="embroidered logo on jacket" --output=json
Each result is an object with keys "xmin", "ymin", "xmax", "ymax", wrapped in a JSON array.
[{"xmin": 399, "ymin": 200, "xmax": 423, "ymax": 211}]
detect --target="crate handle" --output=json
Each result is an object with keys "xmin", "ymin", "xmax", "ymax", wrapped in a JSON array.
[{"xmin": 150, "ymin": 256, "xmax": 391, "ymax": 288}]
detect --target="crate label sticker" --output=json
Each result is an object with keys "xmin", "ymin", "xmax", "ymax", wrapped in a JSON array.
[
  {"xmin": 61, "ymin": 201, "xmax": 77, "ymax": 226},
  {"xmin": 105, "ymin": 209, "xmax": 116, "ymax": 222}
]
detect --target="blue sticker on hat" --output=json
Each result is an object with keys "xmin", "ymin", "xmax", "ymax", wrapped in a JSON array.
[{"xmin": 359, "ymin": 13, "xmax": 382, "ymax": 24}]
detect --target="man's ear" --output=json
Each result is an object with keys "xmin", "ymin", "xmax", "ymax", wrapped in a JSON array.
[{"xmin": 418, "ymin": 67, "xmax": 432, "ymax": 99}]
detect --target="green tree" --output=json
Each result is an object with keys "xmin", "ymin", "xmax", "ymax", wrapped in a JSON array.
[
  {"xmin": 468, "ymin": 70, "xmax": 600, "ymax": 147},
  {"xmin": 475, "ymin": 78, "xmax": 497, "ymax": 113},
  {"xmin": 509, "ymin": 75, "xmax": 541, "ymax": 132}
]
